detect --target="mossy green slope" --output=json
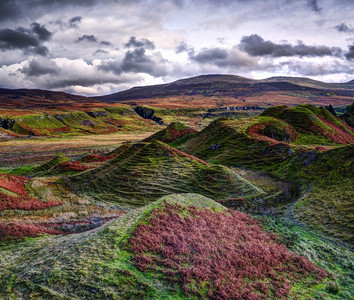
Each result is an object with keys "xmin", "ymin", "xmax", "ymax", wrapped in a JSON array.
[
  {"xmin": 0, "ymin": 194, "xmax": 224, "ymax": 300},
  {"xmin": 0, "ymin": 194, "xmax": 336, "ymax": 300},
  {"xmin": 68, "ymin": 140, "xmax": 264, "ymax": 207},
  {"xmin": 144, "ymin": 121, "xmax": 198, "ymax": 144},
  {"xmin": 179, "ymin": 117, "xmax": 291, "ymax": 171},
  {"xmin": 260, "ymin": 104, "xmax": 354, "ymax": 145},
  {"xmin": 178, "ymin": 109, "xmax": 354, "ymax": 244}
]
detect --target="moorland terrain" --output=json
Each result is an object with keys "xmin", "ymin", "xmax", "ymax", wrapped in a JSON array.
[{"xmin": 0, "ymin": 74, "xmax": 353, "ymax": 299}]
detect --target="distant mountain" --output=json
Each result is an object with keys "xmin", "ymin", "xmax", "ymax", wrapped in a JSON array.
[
  {"xmin": 1, "ymin": 74, "xmax": 353, "ymax": 110},
  {"xmin": 93, "ymin": 74, "xmax": 354, "ymax": 108},
  {"xmin": 0, "ymin": 88, "xmax": 100, "ymax": 109}
]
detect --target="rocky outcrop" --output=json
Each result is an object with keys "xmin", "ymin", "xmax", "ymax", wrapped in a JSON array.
[
  {"xmin": 134, "ymin": 106, "xmax": 163, "ymax": 124},
  {"xmin": 0, "ymin": 118, "xmax": 15, "ymax": 130}
]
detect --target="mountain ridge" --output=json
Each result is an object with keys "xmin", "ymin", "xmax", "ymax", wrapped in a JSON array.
[{"xmin": 92, "ymin": 74, "xmax": 354, "ymax": 108}]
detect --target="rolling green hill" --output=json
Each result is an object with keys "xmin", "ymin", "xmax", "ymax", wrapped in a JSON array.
[
  {"xmin": 0, "ymin": 193, "xmax": 338, "ymax": 300},
  {"xmin": 68, "ymin": 140, "xmax": 265, "ymax": 207},
  {"xmin": 177, "ymin": 105, "xmax": 354, "ymax": 243}
]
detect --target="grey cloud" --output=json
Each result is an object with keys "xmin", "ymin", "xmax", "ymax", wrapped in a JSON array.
[
  {"xmin": 94, "ymin": 49, "xmax": 108, "ymax": 55},
  {"xmin": 30, "ymin": 23, "xmax": 52, "ymax": 41},
  {"xmin": 122, "ymin": 47, "xmax": 166, "ymax": 76},
  {"xmin": 77, "ymin": 35, "xmax": 98, "ymax": 43},
  {"xmin": 0, "ymin": 23, "xmax": 51, "ymax": 56},
  {"xmin": 175, "ymin": 41, "xmax": 194, "ymax": 55},
  {"xmin": 345, "ymin": 45, "xmax": 354, "ymax": 60},
  {"xmin": 69, "ymin": 16, "xmax": 82, "ymax": 28},
  {"xmin": 239, "ymin": 34, "xmax": 342, "ymax": 58},
  {"xmin": 190, "ymin": 46, "xmax": 257, "ymax": 68},
  {"xmin": 124, "ymin": 36, "xmax": 155, "ymax": 49},
  {"xmin": 20, "ymin": 58, "xmax": 60, "ymax": 76},
  {"xmin": 100, "ymin": 41, "xmax": 112, "ymax": 46},
  {"xmin": 335, "ymin": 23, "xmax": 354, "ymax": 34},
  {"xmin": 0, "ymin": 0, "xmax": 98, "ymax": 22},
  {"xmin": 279, "ymin": 60, "xmax": 354, "ymax": 76},
  {"xmin": 307, "ymin": 0, "xmax": 322, "ymax": 13},
  {"xmin": 191, "ymin": 48, "xmax": 228, "ymax": 64},
  {"xmin": 98, "ymin": 47, "xmax": 167, "ymax": 77}
]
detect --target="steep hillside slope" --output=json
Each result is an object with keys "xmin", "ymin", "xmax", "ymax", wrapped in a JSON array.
[
  {"xmin": 0, "ymin": 194, "xmax": 335, "ymax": 300},
  {"xmin": 68, "ymin": 140, "xmax": 264, "ymax": 207}
]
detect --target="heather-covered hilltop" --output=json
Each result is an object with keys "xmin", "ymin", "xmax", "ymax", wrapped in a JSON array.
[{"xmin": 0, "ymin": 194, "xmax": 336, "ymax": 299}]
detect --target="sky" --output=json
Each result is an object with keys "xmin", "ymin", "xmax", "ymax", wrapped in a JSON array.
[{"xmin": 0, "ymin": 0, "xmax": 353, "ymax": 96}]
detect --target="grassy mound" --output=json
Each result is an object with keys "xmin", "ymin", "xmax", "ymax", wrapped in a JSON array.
[
  {"xmin": 144, "ymin": 121, "xmax": 198, "ymax": 144},
  {"xmin": 178, "ymin": 110, "xmax": 354, "ymax": 244},
  {"xmin": 68, "ymin": 140, "xmax": 264, "ymax": 207},
  {"xmin": 261, "ymin": 105, "xmax": 354, "ymax": 145},
  {"xmin": 179, "ymin": 117, "xmax": 292, "ymax": 171},
  {"xmin": 0, "ymin": 194, "xmax": 331, "ymax": 299},
  {"xmin": 292, "ymin": 145, "xmax": 354, "ymax": 243},
  {"xmin": 21, "ymin": 155, "xmax": 71, "ymax": 177}
]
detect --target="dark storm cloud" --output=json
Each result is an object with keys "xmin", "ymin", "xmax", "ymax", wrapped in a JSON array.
[
  {"xmin": 98, "ymin": 47, "xmax": 167, "ymax": 76},
  {"xmin": 239, "ymin": 34, "xmax": 341, "ymax": 57},
  {"xmin": 124, "ymin": 36, "xmax": 155, "ymax": 49},
  {"xmin": 335, "ymin": 23, "xmax": 354, "ymax": 34},
  {"xmin": 69, "ymin": 16, "xmax": 82, "ymax": 28},
  {"xmin": 0, "ymin": 23, "xmax": 51, "ymax": 56},
  {"xmin": 345, "ymin": 45, "xmax": 354, "ymax": 60},
  {"xmin": 0, "ymin": 0, "xmax": 98, "ymax": 22},
  {"xmin": 77, "ymin": 35, "xmax": 98, "ymax": 43},
  {"xmin": 30, "ymin": 23, "xmax": 52, "ymax": 41},
  {"xmin": 307, "ymin": 0, "xmax": 322, "ymax": 13},
  {"xmin": 20, "ymin": 58, "xmax": 60, "ymax": 76}
]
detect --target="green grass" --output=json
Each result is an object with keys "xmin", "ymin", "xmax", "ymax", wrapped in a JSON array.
[
  {"xmin": 67, "ymin": 140, "xmax": 264, "ymax": 208},
  {"xmin": 177, "ymin": 108, "xmax": 354, "ymax": 244},
  {"xmin": 0, "ymin": 194, "xmax": 223, "ymax": 299},
  {"xmin": 259, "ymin": 216, "xmax": 354, "ymax": 299},
  {"xmin": 0, "ymin": 194, "xmax": 338, "ymax": 299}
]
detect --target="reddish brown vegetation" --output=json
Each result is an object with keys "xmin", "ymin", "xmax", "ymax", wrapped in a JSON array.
[
  {"xmin": 247, "ymin": 121, "xmax": 297, "ymax": 146},
  {"xmin": 163, "ymin": 127, "xmax": 198, "ymax": 142},
  {"xmin": 160, "ymin": 144, "xmax": 208, "ymax": 165},
  {"xmin": 80, "ymin": 154, "xmax": 116, "ymax": 163},
  {"xmin": 0, "ymin": 222, "xmax": 61, "ymax": 241},
  {"xmin": 0, "ymin": 174, "xmax": 62, "ymax": 211},
  {"xmin": 317, "ymin": 116, "xmax": 354, "ymax": 145},
  {"xmin": 55, "ymin": 162, "xmax": 93, "ymax": 172},
  {"xmin": 129, "ymin": 202, "xmax": 327, "ymax": 299}
]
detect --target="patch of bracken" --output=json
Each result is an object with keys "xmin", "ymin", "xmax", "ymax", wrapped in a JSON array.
[
  {"xmin": 0, "ymin": 222, "xmax": 61, "ymax": 241},
  {"xmin": 0, "ymin": 173, "xmax": 62, "ymax": 211},
  {"xmin": 80, "ymin": 154, "xmax": 116, "ymax": 163},
  {"xmin": 317, "ymin": 116, "xmax": 354, "ymax": 145},
  {"xmin": 129, "ymin": 202, "xmax": 327, "ymax": 299},
  {"xmin": 162, "ymin": 127, "xmax": 198, "ymax": 143},
  {"xmin": 159, "ymin": 143, "xmax": 208, "ymax": 165},
  {"xmin": 55, "ymin": 161, "xmax": 93, "ymax": 172},
  {"xmin": 247, "ymin": 121, "xmax": 297, "ymax": 145}
]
